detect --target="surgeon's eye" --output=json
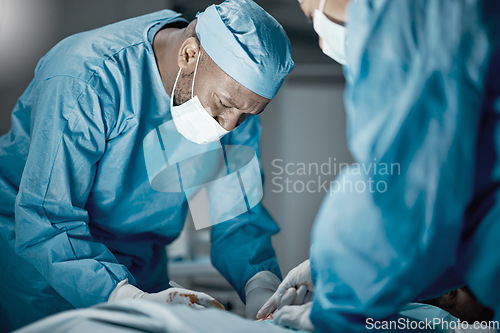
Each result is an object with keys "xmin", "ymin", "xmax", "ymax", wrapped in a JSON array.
[
  {"xmin": 447, "ymin": 290, "xmax": 457, "ymax": 300},
  {"xmin": 217, "ymin": 96, "xmax": 230, "ymax": 109}
]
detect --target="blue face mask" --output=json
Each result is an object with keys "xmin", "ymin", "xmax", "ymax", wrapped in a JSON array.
[{"xmin": 313, "ymin": 0, "xmax": 347, "ymax": 65}]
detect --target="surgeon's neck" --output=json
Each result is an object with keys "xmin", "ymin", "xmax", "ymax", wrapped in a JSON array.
[{"xmin": 153, "ymin": 26, "xmax": 185, "ymax": 97}]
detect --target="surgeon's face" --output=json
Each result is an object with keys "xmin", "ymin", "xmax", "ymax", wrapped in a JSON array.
[
  {"xmin": 174, "ymin": 39, "xmax": 270, "ymax": 132},
  {"xmin": 299, "ymin": 0, "xmax": 349, "ymax": 25}
]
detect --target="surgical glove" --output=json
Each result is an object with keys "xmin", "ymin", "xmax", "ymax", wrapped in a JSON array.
[
  {"xmin": 244, "ymin": 271, "xmax": 281, "ymax": 319},
  {"xmin": 274, "ymin": 302, "xmax": 314, "ymax": 331},
  {"xmin": 256, "ymin": 259, "xmax": 313, "ymax": 319},
  {"xmin": 108, "ymin": 279, "xmax": 224, "ymax": 309}
]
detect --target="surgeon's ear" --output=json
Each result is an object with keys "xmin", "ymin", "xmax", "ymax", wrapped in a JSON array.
[{"xmin": 177, "ymin": 37, "xmax": 200, "ymax": 71}]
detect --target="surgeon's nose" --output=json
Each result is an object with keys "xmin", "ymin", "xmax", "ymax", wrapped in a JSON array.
[{"xmin": 217, "ymin": 109, "xmax": 243, "ymax": 131}]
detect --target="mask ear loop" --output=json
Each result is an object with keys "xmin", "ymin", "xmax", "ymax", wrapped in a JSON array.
[
  {"xmin": 170, "ymin": 49, "xmax": 202, "ymax": 104},
  {"xmin": 171, "ymin": 67, "xmax": 182, "ymax": 105},
  {"xmin": 318, "ymin": 0, "xmax": 326, "ymax": 13},
  {"xmin": 191, "ymin": 50, "xmax": 202, "ymax": 99}
]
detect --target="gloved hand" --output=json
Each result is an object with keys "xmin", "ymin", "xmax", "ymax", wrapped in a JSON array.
[
  {"xmin": 108, "ymin": 279, "xmax": 225, "ymax": 309},
  {"xmin": 256, "ymin": 259, "xmax": 313, "ymax": 320},
  {"xmin": 244, "ymin": 271, "xmax": 281, "ymax": 319},
  {"xmin": 274, "ymin": 302, "xmax": 314, "ymax": 332}
]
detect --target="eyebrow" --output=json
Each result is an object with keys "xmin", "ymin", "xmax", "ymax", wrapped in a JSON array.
[
  {"xmin": 217, "ymin": 92, "xmax": 241, "ymax": 109},
  {"xmin": 216, "ymin": 92, "xmax": 265, "ymax": 115}
]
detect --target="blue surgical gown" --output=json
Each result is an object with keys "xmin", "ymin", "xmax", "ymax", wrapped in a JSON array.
[
  {"xmin": 0, "ymin": 10, "xmax": 280, "ymax": 331},
  {"xmin": 309, "ymin": 0, "xmax": 500, "ymax": 332}
]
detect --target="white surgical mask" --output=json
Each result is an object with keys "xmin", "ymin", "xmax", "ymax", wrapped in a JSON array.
[
  {"xmin": 170, "ymin": 51, "xmax": 229, "ymax": 144},
  {"xmin": 313, "ymin": 0, "xmax": 347, "ymax": 65}
]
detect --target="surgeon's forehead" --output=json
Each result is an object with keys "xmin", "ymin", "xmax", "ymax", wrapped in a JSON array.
[
  {"xmin": 205, "ymin": 57, "xmax": 269, "ymax": 109},
  {"xmin": 215, "ymin": 80, "xmax": 269, "ymax": 112}
]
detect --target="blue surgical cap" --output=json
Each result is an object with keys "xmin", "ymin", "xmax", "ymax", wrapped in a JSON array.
[{"xmin": 196, "ymin": 0, "xmax": 294, "ymax": 99}]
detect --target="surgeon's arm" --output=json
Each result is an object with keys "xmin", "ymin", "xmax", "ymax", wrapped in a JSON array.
[
  {"xmin": 15, "ymin": 76, "xmax": 133, "ymax": 308},
  {"xmin": 210, "ymin": 115, "xmax": 282, "ymax": 302}
]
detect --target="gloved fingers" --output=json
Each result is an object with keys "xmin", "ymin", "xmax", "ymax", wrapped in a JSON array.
[
  {"xmin": 256, "ymin": 297, "xmax": 277, "ymax": 319},
  {"xmin": 293, "ymin": 285, "xmax": 308, "ymax": 305},
  {"xmin": 256, "ymin": 286, "xmax": 296, "ymax": 319},
  {"xmin": 186, "ymin": 291, "xmax": 225, "ymax": 310},
  {"xmin": 244, "ymin": 285, "xmax": 273, "ymax": 319},
  {"xmin": 188, "ymin": 303, "xmax": 205, "ymax": 309},
  {"xmin": 274, "ymin": 280, "xmax": 293, "ymax": 300},
  {"xmin": 198, "ymin": 297, "xmax": 225, "ymax": 310},
  {"xmin": 279, "ymin": 288, "xmax": 297, "ymax": 309},
  {"xmin": 256, "ymin": 290, "xmax": 284, "ymax": 319},
  {"xmin": 274, "ymin": 305, "xmax": 301, "ymax": 330},
  {"xmin": 287, "ymin": 260, "xmax": 311, "ymax": 286},
  {"xmin": 256, "ymin": 269, "xmax": 300, "ymax": 319},
  {"xmin": 272, "ymin": 270, "xmax": 296, "ymax": 298},
  {"xmin": 167, "ymin": 297, "xmax": 204, "ymax": 308},
  {"xmin": 246, "ymin": 284, "xmax": 278, "ymax": 319},
  {"xmin": 165, "ymin": 288, "xmax": 225, "ymax": 310},
  {"xmin": 304, "ymin": 290, "xmax": 313, "ymax": 303},
  {"xmin": 274, "ymin": 303, "xmax": 314, "ymax": 332}
]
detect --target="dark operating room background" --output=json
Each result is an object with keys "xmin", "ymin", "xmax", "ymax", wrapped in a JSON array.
[{"xmin": 0, "ymin": 0, "xmax": 352, "ymax": 312}]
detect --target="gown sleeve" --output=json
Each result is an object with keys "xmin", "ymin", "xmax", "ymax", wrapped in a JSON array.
[
  {"xmin": 210, "ymin": 115, "xmax": 281, "ymax": 302},
  {"xmin": 15, "ymin": 76, "xmax": 134, "ymax": 308}
]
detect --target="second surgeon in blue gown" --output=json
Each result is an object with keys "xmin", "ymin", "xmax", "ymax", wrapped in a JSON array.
[
  {"xmin": 259, "ymin": 0, "xmax": 500, "ymax": 332},
  {"xmin": 0, "ymin": 0, "xmax": 294, "ymax": 330},
  {"xmin": 309, "ymin": 0, "xmax": 500, "ymax": 332}
]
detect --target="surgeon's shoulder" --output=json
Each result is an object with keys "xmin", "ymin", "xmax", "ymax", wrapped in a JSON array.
[{"xmin": 33, "ymin": 9, "xmax": 183, "ymax": 82}]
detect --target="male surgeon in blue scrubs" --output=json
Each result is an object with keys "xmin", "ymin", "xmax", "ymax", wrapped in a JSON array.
[
  {"xmin": 258, "ymin": 0, "xmax": 500, "ymax": 332},
  {"xmin": 0, "ymin": 0, "xmax": 294, "ymax": 330}
]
